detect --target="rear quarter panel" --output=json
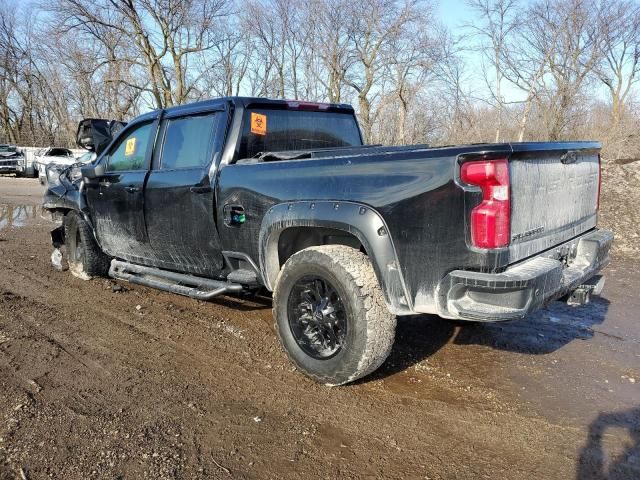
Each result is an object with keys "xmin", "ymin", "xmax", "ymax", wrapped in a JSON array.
[{"xmin": 217, "ymin": 145, "xmax": 511, "ymax": 309}]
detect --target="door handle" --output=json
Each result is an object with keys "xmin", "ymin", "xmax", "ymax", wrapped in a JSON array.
[
  {"xmin": 190, "ymin": 185, "xmax": 212, "ymax": 194},
  {"xmin": 124, "ymin": 186, "xmax": 140, "ymax": 193}
]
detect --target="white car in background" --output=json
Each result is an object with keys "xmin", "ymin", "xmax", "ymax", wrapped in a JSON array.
[
  {"xmin": 35, "ymin": 147, "xmax": 75, "ymax": 185},
  {"xmin": 44, "ymin": 151, "xmax": 96, "ymax": 187}
]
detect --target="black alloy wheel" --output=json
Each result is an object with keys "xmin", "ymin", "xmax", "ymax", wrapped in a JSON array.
[{"xmin": 286, "ymin": 275, "xmax": 347, "ymax": 360}]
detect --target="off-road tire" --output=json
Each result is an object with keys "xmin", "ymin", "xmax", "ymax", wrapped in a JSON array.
[
  {"xmin": 63, "ymin": 211, "xmax": 110, "ymax": 280},
  {"xmin": 273, "ymin": 245, "xmax": 396, "ymax": 386}
]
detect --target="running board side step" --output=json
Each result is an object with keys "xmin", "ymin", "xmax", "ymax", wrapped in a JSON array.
[{"xmin": 109, "ymin": 260, "xmax": 243, "ymax": 300}]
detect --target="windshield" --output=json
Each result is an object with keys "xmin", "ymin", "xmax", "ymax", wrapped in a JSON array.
[
  {"xmin": 237, "ymin": 108, "xmax": 362, "ymax": 160},
  {"xmin": 0, "ymin": 145, "xmax": 16, "ymax": 152},
  {"xmin": 48, "ymin": 148, "xmax": 71, "ymax": 157},
  {"xmin": 77, "ymin": 152, "xmax": 95, "ymax": 164}
]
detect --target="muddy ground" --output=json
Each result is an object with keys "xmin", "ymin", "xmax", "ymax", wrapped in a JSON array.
[{"xmin": 0, "ymin": 176, "xmax": 638, "ymax": 480}]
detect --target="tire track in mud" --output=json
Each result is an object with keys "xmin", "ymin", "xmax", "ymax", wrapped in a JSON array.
[
  {"xmin": 1, "ymin": 255, "xmax": 509, "ymax": 421},
  {"xmin": 0, "ymin": 258, "xmax": 418, "ymax": 477},
  {"xmin": 0, "ymin": 261, "xmax": 266, "ymax": 388},
  {"xmin": 0, "ymin": 216, "xmax": 626, "ymax": 479}
]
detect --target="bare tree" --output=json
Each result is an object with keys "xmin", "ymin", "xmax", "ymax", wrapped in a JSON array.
[
  {"xmin": 466, "ymin": 0, "xmax": 520, "ymax": 142},
  {"xmin": 525, "ymin": 0, "xmax": 602, "ymax": 140},
  {"xmin": 430, "ymin": 28, "xmax": 475, "ymax": 144},
  {"xmin": 304, "ymin": 0, "xmax": 354, "ymax": 103},
  {"xmin": 384, "ymin": 3, "xmax": 442, "ymax": 144},
  {"xmin": 1, "ymin": 0, "xmax": 639, "ymax": 156},
  {"xmin": 343, "ymin": 0, "xmax": 420, "ymax": 142},
  {"xmin": 205, "ymin": 23, "xmax": 251, "ymax": 97},
  {"xmin": 51, "ymin": 0, "xmax": 230, "ymax": 109},
  {"xmin": 595, "ymin": 0, "xmax": 640, "ymax": 126}
]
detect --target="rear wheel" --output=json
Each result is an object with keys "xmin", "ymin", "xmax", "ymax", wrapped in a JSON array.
[
  {"xmin": 273, "ymin": 245, "xmax": 396, "ymax": 385},
  {"xmin": 63, "ymin": 212, "xmax": 110, "ymax": 280}
]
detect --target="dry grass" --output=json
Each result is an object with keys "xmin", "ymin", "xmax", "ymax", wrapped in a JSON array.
[{"xmin": 598, "ymin": 161, "xmax": 640, "ymax": 258}]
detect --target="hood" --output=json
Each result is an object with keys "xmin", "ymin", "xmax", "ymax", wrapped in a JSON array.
[
  {"xmin": 0, "ymin": 151, "xmax": 21, "ymax": 158},
  {"xmin": 38, "ymin": 156, "xmax": 75, "ymax": 165}
]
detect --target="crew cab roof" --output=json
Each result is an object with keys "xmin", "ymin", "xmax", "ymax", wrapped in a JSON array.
[{"xmin": 135, "ymin": 97, "xmax": 355, "ymax": 123}]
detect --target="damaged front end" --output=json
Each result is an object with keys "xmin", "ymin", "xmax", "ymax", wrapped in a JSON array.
[
  {"xmin": 43, "ymin": 163, "xmax": 86, "ymax": 271},
  {"xmin": 43, "ymin": 162, "xmax": 86, "ymax": 213},
  {"xmin": 43, "ymin": 117, "xmax": 126, "ymax": 271}
]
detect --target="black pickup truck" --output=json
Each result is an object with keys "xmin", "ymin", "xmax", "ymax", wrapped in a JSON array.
[{"xmin": 43, "ymin": 97, "xmax": 613, "ymax": 385}]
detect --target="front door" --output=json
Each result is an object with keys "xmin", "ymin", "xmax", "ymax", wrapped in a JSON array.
[
  {"xmin": 85, "ymin": 120, "xmax": 156, "ymax": 261},
  {"xmin": 143, "ymin": 111, "xmax": 225, "ymax": 277}
]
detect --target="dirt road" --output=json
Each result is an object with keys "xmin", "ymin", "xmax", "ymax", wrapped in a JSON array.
[{"xmin": 0, "ymin": 176, "xmax": 638, "ymax": 479}]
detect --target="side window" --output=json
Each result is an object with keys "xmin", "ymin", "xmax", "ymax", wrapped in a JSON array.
[
  {"xmin": 160, "ymin": 114, "xmax": 218, "ymax": 170},
  {"xmin": 107, "ymin": 122, "xmax": 154, "ymax": 172}
]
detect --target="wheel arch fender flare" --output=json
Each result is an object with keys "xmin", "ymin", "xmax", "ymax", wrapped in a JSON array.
[{"xmin": 258, "ymin": 201, "xmax": 413, "ymax": 315}]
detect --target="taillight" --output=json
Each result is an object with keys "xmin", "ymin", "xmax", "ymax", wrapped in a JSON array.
[
  {"xmin": 460, "ymin": 159, "xmax": 510, "ymax": 249},
  {"xmin": 286, "ymin": 100, "xmax": 330, "ymax": 111}
]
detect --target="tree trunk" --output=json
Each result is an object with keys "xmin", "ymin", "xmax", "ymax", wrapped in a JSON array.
[
  {"xmin": 359, "ymin": 94, "xmax": 372, "ymax": 143},
  {"xmin": 398, "ymin": 93, "xmax": 408, "ymax": 145},
  {"xmin": 518, "ymin": 93, "xmax": 535, "ymax": 142},
  {"xmin": 494, "ymin": 62, "xmax": 501, "ymax": 143}
]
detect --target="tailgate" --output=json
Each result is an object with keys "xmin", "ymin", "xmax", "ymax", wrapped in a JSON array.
[{"xmin": 508, "ymin": 144, "xmax": 600, "ymax": 262}]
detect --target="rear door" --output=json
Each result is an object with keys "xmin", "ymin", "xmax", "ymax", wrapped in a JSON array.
[
  {"xmin": 143, "ymin": 108, "xmax": 226, "ymax": 277},
  {"xmin": 85, "ymin": 120, "xmax": 156, "ymax": 261}
]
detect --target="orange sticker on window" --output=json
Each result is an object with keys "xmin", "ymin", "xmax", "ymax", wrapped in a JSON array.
[
  {"xmin": 250, "ymin": 112, "xmax": 267, "ymax": 136},
  {"xmin": 125, "ymin": 137, "xmax": 136, "ymax": 156}
]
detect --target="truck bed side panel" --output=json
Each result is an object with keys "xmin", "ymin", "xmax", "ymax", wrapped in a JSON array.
[{"xmin": 217, "ymin": 146, "xmax": 510, "ymax": 306}]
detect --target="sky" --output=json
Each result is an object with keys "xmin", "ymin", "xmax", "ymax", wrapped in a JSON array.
[
  {"xmin": 438, "ymin": 0, "xmax": 474, "ymax": 29},
  {"xmin": 438, "ymin": 0, "xmax": 612, "ymax": 103},
  {"xmin": 438, "ymin": 0, "xmax": 529, "ymax": 102}
]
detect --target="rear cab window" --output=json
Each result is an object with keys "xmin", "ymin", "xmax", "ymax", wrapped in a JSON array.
[{"xmin": 237, "ymin": 107, "xmax": 362, "ymax": 160}]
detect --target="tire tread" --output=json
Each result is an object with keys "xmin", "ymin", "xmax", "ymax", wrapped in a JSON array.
[
  {"xmin": 64, "ymin": 211, "xmax": 110, "ymax": 278},
  {"xmin": 273, "ymin": 245, "xmax": 396, "ymax": 385}
]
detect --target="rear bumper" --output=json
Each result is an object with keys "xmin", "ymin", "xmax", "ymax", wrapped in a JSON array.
[{"xmin": 439, "ymin": 229, "xmax": 614, "ymax": 321}]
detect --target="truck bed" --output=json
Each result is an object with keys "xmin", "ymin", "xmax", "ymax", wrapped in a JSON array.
[{"xmin": 219, "ymin": 141, "xmax": 602, "ymax": 315}]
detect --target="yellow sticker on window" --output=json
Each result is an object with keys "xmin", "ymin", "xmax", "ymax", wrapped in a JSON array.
[
  {"xmin": 250, "ymin": 112, "xmax": 267, "ymax": 136},
  {"xmin": 125, "ymin": 137, "xmax": 136, "ymax": 156}
]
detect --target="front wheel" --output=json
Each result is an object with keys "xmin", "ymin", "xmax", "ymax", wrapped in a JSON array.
[
  {"xmin": 63, "ymin": 212, "xmax": 110, "ymax": 280},
  {"xmin": 273, "ymin": 245, "xmax": 396, "ymax": 385}
]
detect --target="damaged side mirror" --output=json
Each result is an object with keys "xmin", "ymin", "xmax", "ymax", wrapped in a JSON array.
[
  {"xmin": 76, "ymin": 118, "xmax": 127, "ymax": 157},
  {"xmin": 80, "ymin": 162, "xmax": 105, "ymax": 180}
]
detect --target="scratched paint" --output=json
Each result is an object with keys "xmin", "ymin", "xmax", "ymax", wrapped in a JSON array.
[
  {"xmin": 43, "ymin": 128, "xmax": 610, "ymax": 322},
  {"xmin": 218, "ymin": 142, "xmax": 609, "ymax": 320}
]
